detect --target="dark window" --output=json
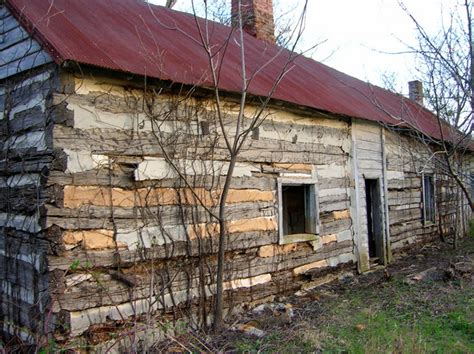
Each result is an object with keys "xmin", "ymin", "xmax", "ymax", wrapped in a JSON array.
[
  {"xmin": 200, "ymin": 121, "xmax": 210, "ymax": 136},
  {"xmin": 422, "ymin": 175, "xmax": 435, "ymax": 223},
  {"xmin": 281, "ymin": 184, "xmax": 317, "ymax": 235}
]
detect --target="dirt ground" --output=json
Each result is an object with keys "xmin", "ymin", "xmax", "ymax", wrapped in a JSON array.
[{"xmin": 154, "ymin": 236, "xmax": 474, "ymax": 353}]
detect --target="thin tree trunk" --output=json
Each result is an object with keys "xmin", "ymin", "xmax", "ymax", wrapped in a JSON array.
[
  {"xmin": 454, "ymin": 185, "xmax": 461, "ymax": 250},
  {"xmin": 213, "ymin": 155, "xmax": 237, "ymax": 330},
  {"xmin": 467, "ymin": 0, "xmax": 474, "ymax": 116}
]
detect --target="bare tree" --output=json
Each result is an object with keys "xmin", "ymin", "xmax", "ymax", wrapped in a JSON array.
[
  {"xmin": 139, "ymin": 0, "xmax": 310, "ymax": 330},
  {"xmin": 168, "ymin": 0, "xmax": 311, "ymax": 49},
  {"xmin": 399, "ymin": 0, "xmax": 473, "ymax": 211},
  {"xmin": 165, "ymin": 0, "xmax": 178, "ymax": 9}
]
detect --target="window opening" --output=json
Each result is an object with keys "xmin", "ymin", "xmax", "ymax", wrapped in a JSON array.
[
  {"xmin": 279, "ymin": 181, "xmax": 318, "ymax": 236},
  {"xmin": 422, "ymin": 174, "xmax": 435, "ymax": 223}
]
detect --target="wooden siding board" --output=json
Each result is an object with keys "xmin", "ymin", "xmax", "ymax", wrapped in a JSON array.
[
  {"xmin": 0, "ymin": 14, "xmax": 21, "ymax": 33},
  {"xmin": 0, "ymin": 67, "xmax": 57, "ymax": 342},
  {"xmin": 0, "ymin": 10, "xmax": 52, "ymax": 79},
  {"xmin": 352, "ymin": 120, "xmax": 390, "ymax": 271},
  {"xmin": 0, "ymin": 6, "xmax": 10, "ymax": 18},
  {"xmin": 0, "ymin": 50, "xmax": 52, "ymax": 79},
  {"xmin": 0, "ymin": 26, "xmax": 29, "ymax": 51},
  {"xmin": 1, "ymin": 39, "xmax": 43, "ymax": 66}
]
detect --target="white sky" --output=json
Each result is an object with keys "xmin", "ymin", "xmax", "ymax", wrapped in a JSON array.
[{"xmin": 149, "ymin": 0, "xmax": 463, "ymax": 95}]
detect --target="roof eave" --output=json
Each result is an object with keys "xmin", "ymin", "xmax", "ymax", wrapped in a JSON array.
[{"xmin": 5, "ymin": 0, "xmax": 65, "ymax": 65}]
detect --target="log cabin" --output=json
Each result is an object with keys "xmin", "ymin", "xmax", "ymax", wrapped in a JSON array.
[{"xmin": 0, "ymin": 0, "xmax": 472, "ymax": 349}]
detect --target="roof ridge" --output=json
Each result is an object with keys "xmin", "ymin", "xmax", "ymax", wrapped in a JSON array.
[{"xmin": 4, "ymin": 0, "xmax": 469, "ymax": 150}]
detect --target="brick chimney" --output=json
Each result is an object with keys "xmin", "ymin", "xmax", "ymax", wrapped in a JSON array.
[
  {"xmin": 408, "ymin": 80, "xmax": 424, "ymax": 106},
  {"xmin": 231, "ymin": 0, "xmax": 275, "ymax": 44}
]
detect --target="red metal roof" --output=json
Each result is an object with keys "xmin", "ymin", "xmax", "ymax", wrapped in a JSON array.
[{"xmin": 5, "ymin": 0, "xmax": 460, "ymax": 143}]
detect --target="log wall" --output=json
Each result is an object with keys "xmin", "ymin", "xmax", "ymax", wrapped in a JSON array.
[
  {"xmin": 385, "ymin": 130, "xmax": 448, "ymax": 250},
  {"xmin": 2, "ymin": 67, "xmax": 471, "ymax": 348},
  {"xmin": 0, "ymin": 6, "xmax": 61, "ymax": 343},
  {"xmin": 0, "ymin": 66, "xmax": 60, "ymax": 343},
  {"xmin": 43, "ymin": 73, "xmax": 356, "ymax": 342},
  {"xmin": 1, "ymin": 5, "xmax": 472, "ymax": 346}
]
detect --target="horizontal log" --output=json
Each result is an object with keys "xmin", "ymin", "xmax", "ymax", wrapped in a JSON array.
[
  {"xmin": 244, "ymin": 243, "xmax": 354, "ymax": 278},
  {"xmin": 0, "ymin": 150, "xmax": 66, "ymax": 175},
  {"xmin": 355, "ymin": 139, "xmax": 382, "ymax": 153},
  {"xmin": 388, "ymin": 196, "xmax": 421, "ymax": 207},
  {"xmin": 389, "ymin": 207, "xmax": 423, "ymax": 225},
  {"xmin": 391, "ymin": 225, "xmax": 438, "ymax": 244},
  {"xmin": 47, "ymin": 230, "xmax": 279, "ymax": 270},
  {"xmin": 389, "ymin": 203, "xmax": 421, "ymax": 211},
  {"xmin": 52, "ymin": 125, "xmax": 347, "ymax": 165},
  {"xmin": 51, "ymin": 239, "xmax": 353, "ymax": 314},
  {"xmin": 0, "ymin": 106, "xmax": 48, "ymax": 136},
  {"xmin": 47, "ymin": 170, "xmax": 275, "ymax": 191},
  {"xmin": 0, "ymin": 184, "xmax": 61, "ymax": 214},
  {"xmin": 60, "ymin": 92, "xmax": 349, "ymax": 146},
  {"xmin": 62, "ymin": 185, "xmax": 274, "ymax": 208},
  {"xmin": 357, "ymin": 159, "xmax": 382, "ymax": 171},
  {"xmin": 319, "ymin": 177, "xmax": 350, "ymax": 190},
  {"xmin": 320, "ymin": 200, "xmax": 350, "ymax": 213},
  {"xmin": 45, "ymin": 201, "xmax": 275, "ymax": 224},
  {"xmin": 389, "ymin": 220, "xmax": 423, "ymax": 237}
]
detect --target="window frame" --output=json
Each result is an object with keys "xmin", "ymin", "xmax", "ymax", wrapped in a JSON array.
[
  {"xmin": 277, "ymin": 177, "xmax": 320, "ymax": 245},
  {"xmin": 421, "ymin": 173, "xmax": 436, "ymax": 225}
]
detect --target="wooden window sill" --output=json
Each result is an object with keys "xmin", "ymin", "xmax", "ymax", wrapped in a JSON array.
[{"xmin": 279, "ymin": 233, "xmax": 318, "ymax": 245}]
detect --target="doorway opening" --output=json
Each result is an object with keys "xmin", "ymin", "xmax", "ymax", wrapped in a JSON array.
[{"xmin": 365, "ymin": 178, "xmax": 384, "ymax": 266}]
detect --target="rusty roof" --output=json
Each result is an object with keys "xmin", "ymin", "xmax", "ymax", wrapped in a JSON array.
[{"xmin": 5, "ymin": 0, "xmax": 461, "ymax": 143}]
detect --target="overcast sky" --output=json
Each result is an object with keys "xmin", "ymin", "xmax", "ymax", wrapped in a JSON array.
[{"xmin": 148, "ymin": 0, "xmax": 464, "ymax": 95}]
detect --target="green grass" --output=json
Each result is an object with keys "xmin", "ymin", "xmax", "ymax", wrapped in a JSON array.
[
  {"xmin": 469, "ymin": 218, "xmax": 474, "ymax": 237},
  {"xmin": 319, "ymin": 279, "xmax": 474, "ymax": 353},
  {"xmin": 153, "ymin": 238, "xmax": 474, "ymax": 353},
  {"xmin": 229, "ymin": 238, "xmax": 474, "ymax": 353}
]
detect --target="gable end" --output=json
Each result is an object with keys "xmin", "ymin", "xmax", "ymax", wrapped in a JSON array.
[{"xmin": 0, "ymin": 5, "xmax": 52, "ymax": 80}]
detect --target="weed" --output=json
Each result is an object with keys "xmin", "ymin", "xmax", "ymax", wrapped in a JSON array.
[{"xmin": 69, "ymin": 259, "xmax": 80, "ymax": 271}]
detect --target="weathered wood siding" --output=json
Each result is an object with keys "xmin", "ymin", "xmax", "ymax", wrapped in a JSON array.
[
  {"xmin": 385, "ymin": 130, "xmax": 440, "ymax": 250},
  {"xmin": 42, "ymin": 74, "xmax": 356, "ymax": 340},
  {"xmin": 1, "ymin": 6, "xmax": 471, "ymax": 345},
  {"xmin": 351, "ymin": 119, "xmax": 387, "ymax": 271},
  {"xmin": 0, "ymin": 6, "xmax": 52, "ymax": 80},
  {"xmin": 4, "ymin": 68, "xmax": 469, "ymax": 347},
  {"xmin": 0, "ymin": 66, "xmax": 60, "ymax": 342},
  {"xmin": 0, "ymin": 6, "xmax": 56, "ymax": 342}
]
